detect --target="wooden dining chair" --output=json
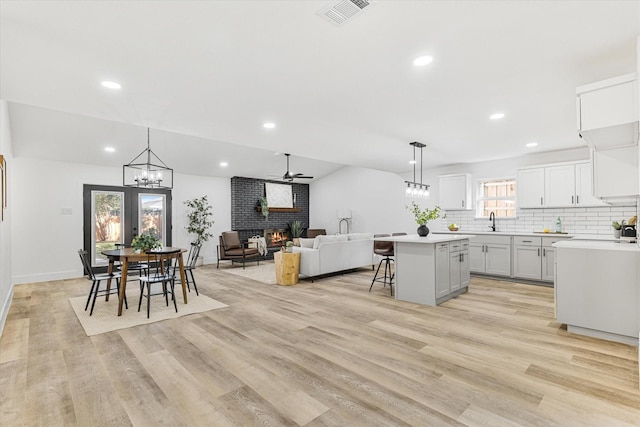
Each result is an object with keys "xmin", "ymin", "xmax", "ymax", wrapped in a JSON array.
[
  {"xmin": 78, "ymin": 249, "xmax": 127, "ymax": 315},
  {"xmin": 138, "ymin": 248, "xmax": 181, "ymax": 318},
  {"xmin": 115, "ymin": 243, "xmax": 149, "ymax": 276}
]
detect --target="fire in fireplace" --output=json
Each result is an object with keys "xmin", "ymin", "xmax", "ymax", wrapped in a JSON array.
[{"xmin": 264, "ymin": 228, "xmax": 290, "ymax": 247}]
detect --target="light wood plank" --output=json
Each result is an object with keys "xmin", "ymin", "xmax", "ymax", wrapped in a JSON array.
[{"xmin": 1, "ymin": 266, "xmax": 638, "ymax": 426}]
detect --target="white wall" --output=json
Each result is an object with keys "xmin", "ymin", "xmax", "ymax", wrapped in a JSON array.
[
  {"xmin": 11, "ymin": 157, "xmax": 231, "ymax": 285},
  {"xmin": 0, "ymin": 100, "xmax": 14, "ymax": 335},
  {"xmin": 310, "ymin": 166, "xmax": 427, "ymax": 235}
]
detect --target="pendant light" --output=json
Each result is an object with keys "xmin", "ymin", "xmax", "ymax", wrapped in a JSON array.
[
  {"xmin": 123, "ymin": 128, "xmax": 173, "ymax": 189},
  {"xmin": 404, "ymin": 141, "xmax": 430, "ymax": 199}
]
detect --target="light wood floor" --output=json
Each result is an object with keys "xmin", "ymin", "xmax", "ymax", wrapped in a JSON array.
[{"xmin": 1, "ymin": 265, "xmax": 639, "ymax": 426}]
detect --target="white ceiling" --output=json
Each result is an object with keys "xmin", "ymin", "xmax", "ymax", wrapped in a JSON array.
[{"xmin": 1, "ymin": 1, "xmax": 639, "ymax": 181}]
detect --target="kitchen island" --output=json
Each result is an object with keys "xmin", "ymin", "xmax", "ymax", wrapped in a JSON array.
[
  {"xmin": 554, "ymin": 239, "xmax": 639, "ymax": 345},
  {"xmin": 375, "ymin": 234, "xmax": 474, "ymax": 306}
]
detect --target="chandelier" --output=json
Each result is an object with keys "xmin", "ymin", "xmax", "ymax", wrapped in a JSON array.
[
  {"xmin": 404, "ymin": 141, "xmax": 430, "ymax": 199},
  {"xmin": 123, "ymin": 128, "xmax": 173, "ymax": 189}
]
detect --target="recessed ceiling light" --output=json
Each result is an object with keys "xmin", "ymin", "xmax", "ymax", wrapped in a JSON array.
[
  {"xmin": 409, "ymin": 160, "xmax": 417, "ymax": 164},
  {"xmin": 219, "ymin": 162, "xmax": 228, "ymax": 167},
  {"xmin": 526, "ymin": 142, "xmax": 538, "ymax": 148},
  {"xmin": 263, "ymin": 122, "xmax": 276, "ymax": 129},
  {"xmin": 101, "ymin": 81, "xmax": 121, "ymax": 90},
  {"xmin": 413, "ymin": 55, "xmax": 433, "ymax": 66},
  {"xmin": 104, "ymin": 147, "xmax": 115, "ymax": 152},
  {"xmin": 490, "ymin": 113, "xmax": 505, "ymax": 120}
]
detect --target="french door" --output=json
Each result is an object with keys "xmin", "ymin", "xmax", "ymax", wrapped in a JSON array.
[{"xmin": 83, "ymin": 184, "xmax": 172, "ymax": 270}]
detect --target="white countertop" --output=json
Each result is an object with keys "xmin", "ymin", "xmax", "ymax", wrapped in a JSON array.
[
  {"xmin": 375, "ymin": 234, "xmax": 474, "ymax": 244},
  {"xmin": 553, "ymin": 239, "xmax": 640, "ymax": 252},
  {"xmin": 433, "ymin": 230, "xmax": 573, "ymax": 238}
]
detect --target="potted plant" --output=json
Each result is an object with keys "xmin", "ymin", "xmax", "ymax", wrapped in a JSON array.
[
  {"xmin": 289, "ymin": 220, "xmax": 303, "ymax": 246},
  {"xmin": 184, "ymin": 196, "xmax": 214, "ymax": 245},
  {"xmin": 406, "ymin": 201, "xmax": 445, "ymax": 237},
  {"xmin": 259, "ymin": 196, "xmax": 269, "ymax": 220},
  {"xmin": 285, "ymin": 240, "xmax": 294, "ymax": 253},
  {"xmin": 612, "ymin": 220, "xmax": 625, "ymax": 238},
  {"xmin": 131, "ymin": 229, "xmax": 162, "ymax": 253}
]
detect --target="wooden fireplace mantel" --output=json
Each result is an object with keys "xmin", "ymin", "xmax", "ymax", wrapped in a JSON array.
[{"xmin": 255, "ymin": 207, "xmax": 301, "ymax": 213}]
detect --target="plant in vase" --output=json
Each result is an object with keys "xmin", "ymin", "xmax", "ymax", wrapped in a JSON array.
[
  {"xmin": 184, "ymin": 195, "xmax": 214, "ymax": 245},
  {"xmin": 285, "ymin": 240, "xmax": 294, "ymax": 253},
  {"xmin": 131, "ymin": 229, "xmax": 162, "ymax": 253},
  {"xmin": 289, "ymin": 220, "xmax": 303, "ymax": 246},
  {"xmin": 612, "ymin": 220, "xmax": 625, "ymax": 238},
  {"xmin": 406, "ymin": 202, "xmax": 445, "ymax": 237}
]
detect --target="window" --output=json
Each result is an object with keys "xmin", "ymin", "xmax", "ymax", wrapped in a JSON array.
[{"xmin": 476, "ymin": 178, "xmax": 516, "ymax": 218}]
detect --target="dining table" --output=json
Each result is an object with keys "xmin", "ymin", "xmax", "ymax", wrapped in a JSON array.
[{"xmin": 101, "ymin": 246, "xmax": 188, "ymax": 316}]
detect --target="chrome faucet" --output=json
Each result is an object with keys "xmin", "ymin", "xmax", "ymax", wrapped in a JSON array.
[{"xmin": 489, "ymin": 211, "xmax": 496, "ymax": 232}]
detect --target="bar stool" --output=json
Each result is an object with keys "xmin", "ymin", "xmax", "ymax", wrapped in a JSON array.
[{"xmin": 370, "ymin": 234, "xmax": 394, "ymax": 294}]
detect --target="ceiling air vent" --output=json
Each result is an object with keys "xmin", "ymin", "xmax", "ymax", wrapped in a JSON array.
[{"xmin": 318, "ymin": 0, "xmax": 372, "ymax": 26}]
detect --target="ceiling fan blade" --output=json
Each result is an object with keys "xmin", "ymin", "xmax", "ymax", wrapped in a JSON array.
[{"xmin": 281, "ymin": 153, "xmax": 312, "ymax": 180}]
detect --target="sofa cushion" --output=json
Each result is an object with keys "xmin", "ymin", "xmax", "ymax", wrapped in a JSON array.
[
  {"xmin": 347, "ymin": 233, "xmax": 372, "ymax": 241},
  {"xmin": 299, "ymin": 238, "xmax": 315, "ymax": 248},
  {"xmin": 313, "ymin": 234, "xmax": 348, "ymax": 249}
]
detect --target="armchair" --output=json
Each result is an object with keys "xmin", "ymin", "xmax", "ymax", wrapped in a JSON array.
[{"xmin": 217, "ymin": 231, "xmax": 261, "ymax": 269}]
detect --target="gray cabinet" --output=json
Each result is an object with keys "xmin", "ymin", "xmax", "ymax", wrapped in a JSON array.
[
  {"xmin": 394, "ymin": 238, "xmax": 470, "ymax": 307},
  {"xmin": 513, "ymin": 240, "xmax": 541, "ymax": 280},
  {"xmin": 513, "ymin": 236, "xmax": 570, "ymax": 283},
  {"xmin": 435, "ymin": 243, "xmax": 450, "ymax": 299},
  {"xmin": 468, "ymin": 235, "xmax": 511, "ymax": 277},
  {"xmin": 542, "ymin": 246, "xmax": 555, "ymax": 282},
  {"xmin": 449, "ymin": 241, "xmax": 469, "ymax": 293}
]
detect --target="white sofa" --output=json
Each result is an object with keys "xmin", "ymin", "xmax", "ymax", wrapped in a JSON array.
[{"xmin": 291, "ymin": 233, "xmax": 374, "ymax": 280}]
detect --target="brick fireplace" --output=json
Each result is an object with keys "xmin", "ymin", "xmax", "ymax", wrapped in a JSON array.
[
  {"xmin": 264, "ymin": 228, "xmax": 290, "ymax": 247},
  {"xmin": 230, "ymin": 176, "xmax": 310, "ymax": 259}
]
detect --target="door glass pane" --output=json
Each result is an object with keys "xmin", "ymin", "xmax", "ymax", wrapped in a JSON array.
[
  {"xmin": 92, "ymin": 191, "xmax": 124, "ymax": 266},
  {"xmin": 139, "ymin": 194, "xmax": 166, "ymax": 245}
]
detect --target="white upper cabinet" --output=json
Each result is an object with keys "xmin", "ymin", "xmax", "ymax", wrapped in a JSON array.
[
  {"xmin": 544, "ymin": 164, "xmax": 576, "ymax": 207},
  {"xmin": 518, "ymin": 161, "xmax": 606, "ymax": 209},
  {"xmin": 577, "ymin": 73, "xmax": 638, "ymax": 150},
  {"xmin": 517, "ymin": 168, "xmax": 545, "ymax": 208},
  {"xmin": 592, "ymin": 145, "xmax": 639, "ymax": 199},
  {"xmin": 575, "ymin": 162, "xmax": 606, "ymax": 206},
  {"xmin": 438, "ymin": 174, "xmax": 472, "ymax": 210}
]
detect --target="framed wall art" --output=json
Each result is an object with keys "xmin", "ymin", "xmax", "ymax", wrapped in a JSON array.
[{"xmin": 265, "ymin": 182, "xmax": 293, "ymax": 208}]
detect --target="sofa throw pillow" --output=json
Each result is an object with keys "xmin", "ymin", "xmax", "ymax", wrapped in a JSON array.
[
  {"xmin": 312, "ymin": 234, "xmax": 348, "ymax": 249},
  {"xmin": 299, "ymin": 238, "xmax": 315, "ymax": 248}
]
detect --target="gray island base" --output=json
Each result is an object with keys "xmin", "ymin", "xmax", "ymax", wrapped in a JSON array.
[{"xmin": 375, "ymin": 234, "xmax": 474, "ymax": 306}]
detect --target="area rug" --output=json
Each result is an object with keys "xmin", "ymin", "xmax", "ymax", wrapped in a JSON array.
[
  {"xmin": 222, "ymin": 262, "xmax": 277, "ymax": 284},
  {"xmin": 69, "ymin": 289, "xmax": 228, "ymax": 336}
]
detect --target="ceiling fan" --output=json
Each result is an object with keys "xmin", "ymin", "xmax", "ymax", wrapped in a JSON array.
[{"xmin": 280, "ymin": 153, "xmax": 313, "ymax": 181}]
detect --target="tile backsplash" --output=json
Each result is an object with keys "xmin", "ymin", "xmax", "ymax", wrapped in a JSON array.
[{"xmin": 441, "ymin": 204, "xmax": 638, "ymax": 235}]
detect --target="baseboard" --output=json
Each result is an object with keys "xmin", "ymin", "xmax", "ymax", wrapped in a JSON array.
[
  {"xmin": 0, "ymin": 285, "xmax": 14, "ymax": 338},
  {"xmin": 12, "ymin": 270, "xmax": 80, "ymax": 285},
  {"xmin": 567, "ymin": 325, "xmax": 639, "ymax": 346}
]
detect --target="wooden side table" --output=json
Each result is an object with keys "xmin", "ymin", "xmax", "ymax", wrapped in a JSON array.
[{"xmin": 274, "ymin": 251, "xmax": 301, "ymax": 286}]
